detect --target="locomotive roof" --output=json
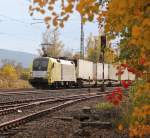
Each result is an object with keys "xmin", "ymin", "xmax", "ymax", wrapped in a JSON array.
[
  {"xmin": 35, "ymin": 57, "xmax": 74, "ymax": 65},
  {"xmin": 50, "ymin": 57, "xmax": 74, "ymax": 65}
]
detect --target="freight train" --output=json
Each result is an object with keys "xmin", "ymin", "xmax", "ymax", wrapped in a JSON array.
[{"xmin": 29, "ymin": 57, "xmax": 135, "ymax": 89}]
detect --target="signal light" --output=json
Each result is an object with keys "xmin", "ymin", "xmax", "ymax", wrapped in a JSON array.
[{"xmin": 101, "ymin": 35, "xmax": 106, "ymax": 49}]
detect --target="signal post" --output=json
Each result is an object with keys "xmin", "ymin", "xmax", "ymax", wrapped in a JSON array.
[{"xmin": 100, "ymin": 35, "xmax": 106, "ymax": 92}]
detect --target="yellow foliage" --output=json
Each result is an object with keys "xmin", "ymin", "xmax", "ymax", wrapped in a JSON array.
[
  {"xmin": 128, "ymin": 81, "xmax": 150, "ymax": 137},
  {"xmin": 44, "ymin": 16, "xmax": 51, "ymax": 23},
  {"xmin": 35, "ymin": 6, "xmax": 41, "ymax": 11},
  {"xmin": 118, "ymin": 124, "xmax": 124, "ymax": 131},
  {"xmin": 0, "ymin": 64, "xmax": 31, "ymax": 89},
  {"xmin": 132, "ymin": 26, "xmax": 141, "ymax": 38},
  {"xmin": 53, "ymin": 18, "xmax": 58, "ymax": 26},
  {"xmin": 1, "ymin": 64, "xmax": 18, "ymax": 80},
  {"xmin": 48, "ymin": 6, "xmax": 54, "ymax": 11},
  {"xmin": 129, "ymin": 125, "xmax": 150, "ymax": 138},
  {"xmin": 34, "ymin": 0, "xmax": 46, "ymax": 7},
  {"xmin": 64, "ymin": 4, "xmax": 73, "ymax": 13},
  {"xmin": 105, "ymin": 48, "xmax": 116, "ymax": 64},
  {"xmin": 59, "ymin": 22, "xmax": 64, "ymax": 28},
  {"xmin": 98, "ymin": 0, "xmax": 150, "ymax": 77},
  {"xmin": 63, "ymin": 15, "xmax": 69, "ymax": 21},
  {"xmin": 142, "ymin": 18, "xmax": 150, "ymax": 26},
  {"xmin": 29, "ymin": 0, "xmax": 100, "ymax": 28},
  {"xmin": 40, "ymin": 9, "xmax": 45, "ymax": 14}
]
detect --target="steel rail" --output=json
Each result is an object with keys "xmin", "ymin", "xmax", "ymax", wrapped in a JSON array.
[
  {"xmin": 0, "ymin": 93, "xmax": 98, "ymax": 116},
  {"xmin": 0, "ymin": 85, "xmax": 116, "ymax": 95},
  {"xmin": 0, "ymin": 92, "xmax": 110, "ymax": 133},
  {"xmin": 0, "ymin": 96, "xmax": 56, "ymax": 106},
  {"xmin": 0, "ymin": 91, "xmax": 97, "ymax": 106},
  {"xmin": 0, "ymin": 103, "xmax": 28, "ymax": 110}
]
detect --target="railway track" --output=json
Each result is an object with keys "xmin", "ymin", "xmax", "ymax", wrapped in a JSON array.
[
  {"xmin": 0, "ymin": 96, "xmax": 56, "ymax": 107},
  {"xmin": 0, "ymin": 87, "xmax": 114, "ymax": 106},
  {"xmin": 0, "ymin": 84, "xmax": 118, "ymax": 95},
  {"xmin": 0, "ymin": 88, "xmax": 99, "ymax": 107},
  {"xmin": 0, "ymin": 93, "xmax": 97, "ymax": 116},
  {"xmin": 0, "ymin": 87, "xmax": 99, "ymax": 105},
  {"xmin": 0, "ymin": 91, "xmax": 111, "ymax": 134}
]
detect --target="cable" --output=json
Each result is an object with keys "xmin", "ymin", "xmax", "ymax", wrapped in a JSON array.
[
  {"xmin": 0, "ymin": 13, "xmax": 45, "ymax": 32},
  {"xmin": 0, "ymin": 13, "xmax": 30, "ymax": 25}
]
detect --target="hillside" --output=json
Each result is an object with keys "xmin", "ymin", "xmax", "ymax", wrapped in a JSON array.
[{"xmin": 0, "ymin": 49, "xmax": 37, "ymax": 68}]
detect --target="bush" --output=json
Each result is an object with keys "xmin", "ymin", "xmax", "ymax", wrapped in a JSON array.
[
  {"xmin": 20, "ymin": 70, "xmax": 30, "ymax": 80},
  {"xmin": 96, "ymin": 102, "xmax": 114, "ymax": 110},
  {"xmin": 0, "ymin": 64, "xmax": 31, "ymax": 89}
]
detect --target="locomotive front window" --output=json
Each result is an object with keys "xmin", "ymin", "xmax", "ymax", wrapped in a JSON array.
[{"xmin": 33, "ymin": 58, "xmax": 48, "ymax": 71}]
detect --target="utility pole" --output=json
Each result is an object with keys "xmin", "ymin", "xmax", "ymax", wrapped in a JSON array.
[{"xmin": 80, "ymin": 16, "xmax": 84, "ymax": 59}]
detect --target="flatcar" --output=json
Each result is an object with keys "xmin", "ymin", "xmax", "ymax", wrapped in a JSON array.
[{"xmin": 29, "ymin": 57, "xmax": 135, "ymax": 88}]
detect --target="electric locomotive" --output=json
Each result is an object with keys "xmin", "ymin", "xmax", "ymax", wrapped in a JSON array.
[{"xmin": 29, "ymin": 57, "xmax": 76, "ymax": 88}]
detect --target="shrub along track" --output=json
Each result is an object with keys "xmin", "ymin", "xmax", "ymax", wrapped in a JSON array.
[{"xmin": 0, "ymin": 91, "xmax": 111, "ymax": 135}]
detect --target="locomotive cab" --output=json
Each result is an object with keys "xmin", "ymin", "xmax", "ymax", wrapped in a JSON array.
[{"xmin": 29, "ymin": 57, "xmax": 49, "ymax": 88}]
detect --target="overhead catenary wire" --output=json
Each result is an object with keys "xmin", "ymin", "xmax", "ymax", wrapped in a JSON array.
[
  {"xmin": 0, "ymin": 13, "xmax": 31, "ymax": 25},
  {"xmin": 0, "ymin": 13, "xmax": 45, "ymax": 30},
  {"xmin": 0, "ymin": 13, "xmax": 46, "ymax": 38}
]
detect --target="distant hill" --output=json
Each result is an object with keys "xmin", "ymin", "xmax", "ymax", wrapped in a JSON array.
[{"xmin": 0, "ymin": 49, "xmax": 37, "ymax": 68}]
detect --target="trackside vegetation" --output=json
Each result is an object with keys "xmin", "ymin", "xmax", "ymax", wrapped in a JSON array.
[{"xmin": 0, "ymin": 62, "xmax": 31, "ymax": 88}]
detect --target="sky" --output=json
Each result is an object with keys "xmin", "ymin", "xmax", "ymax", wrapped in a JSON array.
[{"xmin": 0, "ymin": 0, "xmax": 99, "ymax": 55}]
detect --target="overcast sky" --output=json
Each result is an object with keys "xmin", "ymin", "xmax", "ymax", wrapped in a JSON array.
[{"xmin": 0, "ymin": 0, "xmax": 99, "ymax": 55}]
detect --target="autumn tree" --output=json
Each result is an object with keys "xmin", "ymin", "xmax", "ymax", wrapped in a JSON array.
[
  {"xmin": 1, "ymin": 64, "xmax": 18, "ymax": 81},
  {"xmin": 0, "ymin": 59, "xmax": 24, "ymax": 77},
  {"xmin": 29, "ymin": 0, "xmax": 100, "ymax": 28},
  {"xmin": 0, "ymin": 59, "xmax": 31, "ymax": 88},
  {"xmin": 40, "ymin": 29, "xmax": 64, "ymax": 57},
  {"xmin": 97, "ymin": 1, "xmax": 150, "ymax": 137},
  {"xmin": 98, "ymin": 0, "xmax": 150, "ymax": 76},
  {"xmin": 29, "ymin": 0, "xmax": 149, "ymax": 70}
]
